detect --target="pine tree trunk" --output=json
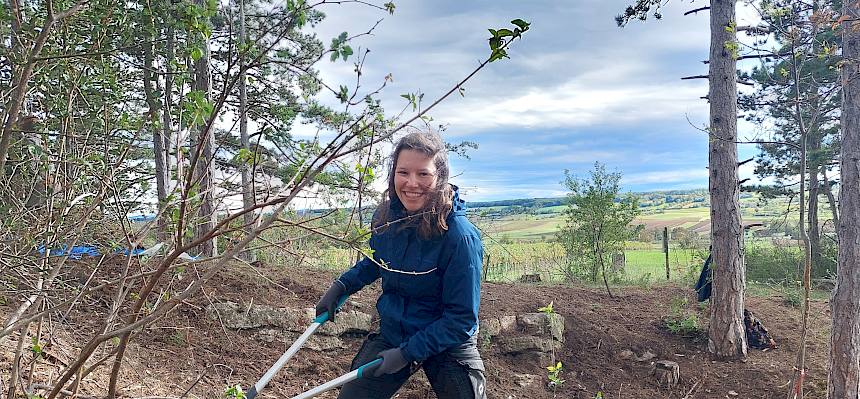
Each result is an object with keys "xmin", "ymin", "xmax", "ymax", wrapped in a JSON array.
[
  {"xmin": 822, "ymin": 167, "xmax": 839, "ymax": 227},
  {"xmin": 828, "ymin": 3, "xmax": 860, "ymax": 396},
  {"xmin": 707, "ymin": 0, "xmax": 747, "ymax": 360},
  {"xmin": 160, "ymin": 1, "xmax": 176, "ymax": 243},
  {"xmin": 143, "ymin": 34, "xmax": 170, "ymax": 243},
  {"xmin": 807, "ymin": 160, "xmax": 822, "ymax": 275},
  {"xmin": 192, "ymin": 0, "xmax": 217, "ymax": 257},
  {"xmin": 238, "ymin": 0, "xmax": 256, "ymax": 262}
]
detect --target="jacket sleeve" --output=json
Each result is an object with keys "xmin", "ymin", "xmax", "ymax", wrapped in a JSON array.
[
  {"xmin": 337, "ymin": 254, "xmax": 380, "ymax": 295},
  {"xmin": 400, "ymin": 232, "xmax": 483, "ymax": 362}
]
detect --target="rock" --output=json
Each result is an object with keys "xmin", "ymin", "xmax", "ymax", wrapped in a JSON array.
[
  {"xmin": 513, "ymin": 373, "xmax": 537, "ymax": 387},
  {"xmin": 317, "ymin": 310, "xmax": 373, "ymax": 336},
  {"xmin": 517, "ymin": 313, "xmax": 565, "ymax": 342},
  {"xmin": 500, "ymin": 315, "xmax": 517, "ymax": 332},
  {"xmin": 728, "ymin": 391, "xmax": 738, "ymax": 396},
  {"xmin": 635, "ymin": 350, "xmax": 656, "ymax": 362},
  {"xmin": 206, "ymin": 302, "xmax": 305, "ymax": 330},
  {"xmin": 654, "ymin": 360, "xmax": 680, "ymax": 389},
  {"xmin": 480, "ymin": 318, "xmax": 502, "ymax": 339},
  {"xmin": 206, "ymin": 302, "xmax": 371, "ymax": 336},
  {"xmin": 618, "ymin": 349, "xmax": 635, "ymax": 361},
  {"xmin": 498, "ymin": 336, "xmax": 562, "ymax": 355},
  {"xmin": 519, "ymin": 274, "xmax": 541, "ymax": 283},
  {"xmin": 479, "ymin": 315, "xmax": 521, "ymax": 341}
]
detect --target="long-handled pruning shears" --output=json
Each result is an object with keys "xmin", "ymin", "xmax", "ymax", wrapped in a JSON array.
[{"xmin": 245, "ymin": 296, "xmax": 382, "ymax": 399}]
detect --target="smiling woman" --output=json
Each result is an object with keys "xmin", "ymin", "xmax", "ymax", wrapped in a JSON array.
[{"xmin": 314, "ymin": 130, "xmax": 488, "ymax": 399}]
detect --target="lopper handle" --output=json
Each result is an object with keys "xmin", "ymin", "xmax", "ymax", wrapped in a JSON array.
[
  {"xmin": 286, "ymin": 358, "xmax": 384, "ymax": 399},
  {"xmin": 356, "ymin": 358, "xmax": 383, "ymax": 379},
  {"xmin": 313, "ymin": 294, "xmax": 349, "ymax": 324}
]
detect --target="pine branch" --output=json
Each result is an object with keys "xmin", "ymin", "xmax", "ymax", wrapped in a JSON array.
[{"xmin": 684, "ymin": 6, "xmax": 710, "ymax": 16}]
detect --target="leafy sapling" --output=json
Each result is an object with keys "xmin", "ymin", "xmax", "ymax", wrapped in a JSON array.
[
  {"xmin": 547, "ymin": 361, "xmax": 564, "ymax": 388},
  {"xmin": 538, "ymin": 301, "xmax": 554, "ymax": 315},
  {"xmin": 225, "ymin": 384, "xmax": 246, "ymax": 399}
]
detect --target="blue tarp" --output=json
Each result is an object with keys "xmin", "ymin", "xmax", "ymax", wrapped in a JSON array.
[
  {"xmin": 37, "ymin": 242, "xmax": 199, "ymax": 260},
  {"xmin": 127, "ymin": 214, "xmax": 156, "ymax": 222},
  {"xmin": 37, "ymin": 245, "xmax": 101, "ymax": 260}
]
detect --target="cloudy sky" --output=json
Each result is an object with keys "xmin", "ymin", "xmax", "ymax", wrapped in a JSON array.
[{"xmin": 304, "ymin": 0, "xmax": 766, "ymax": 201}]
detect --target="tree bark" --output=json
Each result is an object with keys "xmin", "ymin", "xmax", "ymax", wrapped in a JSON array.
[
  {"xmin": 828, "ymin": 3, "xmax": 860, "ymax": 397},
  {"xmin": 707, "ymin": 0, "xmax": 747, "ymax": 360},
  {"xmin": 808, "ymin": 155, "xmax": 822, "ymax": 275},
  {"xmin": 160, "ymin": 1, "xmax": 176, "ymax": 242},
  {"xmin": 142, "ymin": 29, "xmax": 170, "ymax": 243},
  {"xmin": 822, "ymin": 167, "xmax": 839, "ymax": 228},
  {"xmin": 238, "ymin": 0, "xmax": 256, "ymax": 262},
  {"xmin": 193, "ymin": 0, "xmax": 217, "ymax": 257}
]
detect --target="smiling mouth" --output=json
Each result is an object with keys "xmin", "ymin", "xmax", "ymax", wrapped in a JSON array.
[{"xmin": 402, "ymin": 191, "xmax": 424, "ymax": 199}]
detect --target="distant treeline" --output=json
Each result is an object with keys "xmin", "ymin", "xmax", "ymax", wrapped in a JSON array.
[
  {"xmin": 465, "ymin": 197, "xmax": 566, "ymax": 209},
  {"xmin": 466, "ymin": 188, "xmax": 712, "ymax": 210}
]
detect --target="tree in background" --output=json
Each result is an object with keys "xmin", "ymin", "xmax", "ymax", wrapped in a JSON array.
[
  {"xmin": 740, "ymin": 0, "xmax": 843, "ymax": 278},
  {"xmin": 617, "ymin": 0, "xmax": 748, "ymax": 360},
  {"xmin": 557, "ymin": 162, "xmax": 640, "ymax": 297},
  {"xmin": 828, "ymin": 0, "xmax": 860, "ymax": 396}
]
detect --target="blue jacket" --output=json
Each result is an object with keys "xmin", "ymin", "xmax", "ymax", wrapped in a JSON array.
[{"xmin": 337, "ymin": 187, "xmax": 483, "ymax": 362}]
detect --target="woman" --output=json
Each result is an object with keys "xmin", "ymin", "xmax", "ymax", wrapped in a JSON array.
[{"xmin": 315, "ymin": 130, "xmax": 486, "ymax": 398}]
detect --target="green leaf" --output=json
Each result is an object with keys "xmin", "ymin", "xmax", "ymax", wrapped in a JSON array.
[
  {"xmin": 488, "ymin": 36, "xmax": 501, "ymax": 51},
  {"xmin": 538, "ymin": 301, "xmax": 554, "ymax": 314},
  {"xmin": 225, "ymin": 384, "xmax": 247, "ymax": 399},
  {"xmin": 337, "ymin": 85, "xmax": 349, "ymax": 103},
  {"xmin": 384, "ymin": 2, "xmax": 395, "ymax": 14},
  {"xmin": 510, "ymin": 19, "xmax": 530, "ymax": 31},
  {"xmin": 30, "ymin": 337, "xmax": 42, "ymax": 356},
  {"xmin": 497, "ymin": 28, "xmax": 514, "ymax": 37},
  {"xmin": 190, "ymin": 47, "xmax": 203, "ymax": 61},
  {"xmin": 341, "ymin": 45, "xmax": 353, "ymax": 61},
  {"xmin": 488, "ymin": 48, "xmax": 508, "ymax": 63}
]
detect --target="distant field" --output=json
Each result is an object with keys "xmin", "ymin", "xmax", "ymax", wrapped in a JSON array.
[
  {"xmin": 483, "ymin": 203, "xmax": 788, "ymax": 242},
  {"xmin": 490, "ymin": 217, "xmax": 562, "ymax": 241}
]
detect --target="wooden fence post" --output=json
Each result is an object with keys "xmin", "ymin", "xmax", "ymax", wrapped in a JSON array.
[
  {"xmin": 482, "ymin": 252, "xmax": 490, "ymax": 282},
  {"xmin": 663, "ymin": 226, "xmax": 670, "ymax": 280}
]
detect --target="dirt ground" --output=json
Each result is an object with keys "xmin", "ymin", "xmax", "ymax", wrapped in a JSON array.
[{"xmin": 0, "ymin": 257, "xmax": 832, "ymax": 398}]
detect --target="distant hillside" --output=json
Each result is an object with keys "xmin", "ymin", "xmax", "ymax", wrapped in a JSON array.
[
  {"xmin": 466, "ymin": 188, "xmax": 716, "ymax": 211},
  {"xmin": 465, "ymin": 197, "xmax": 566, "ymax": 209}
]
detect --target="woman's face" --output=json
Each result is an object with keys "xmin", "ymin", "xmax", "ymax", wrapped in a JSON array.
[{"xmin": 394, "ymin": 149, "xmax": 438, "ymax": 212}]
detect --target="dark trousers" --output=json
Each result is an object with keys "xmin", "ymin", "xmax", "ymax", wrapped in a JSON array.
[{"xmin": 337, "ymin": 333, "xmax": 487, "ymax": 399}]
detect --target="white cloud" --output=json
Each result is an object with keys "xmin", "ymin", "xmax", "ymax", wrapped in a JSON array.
[
  {"xmin": 624, "ymin": 168, "xmax": 709, "ymax": 185},
  {"xmin": 436, "ymin": 78, "xmax": 708, "ymax": 132}
]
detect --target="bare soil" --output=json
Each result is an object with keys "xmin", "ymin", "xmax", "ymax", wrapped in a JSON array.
[{"xmin": 0, "ymin": 257, "xmax": 832, "ymax": 398}]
